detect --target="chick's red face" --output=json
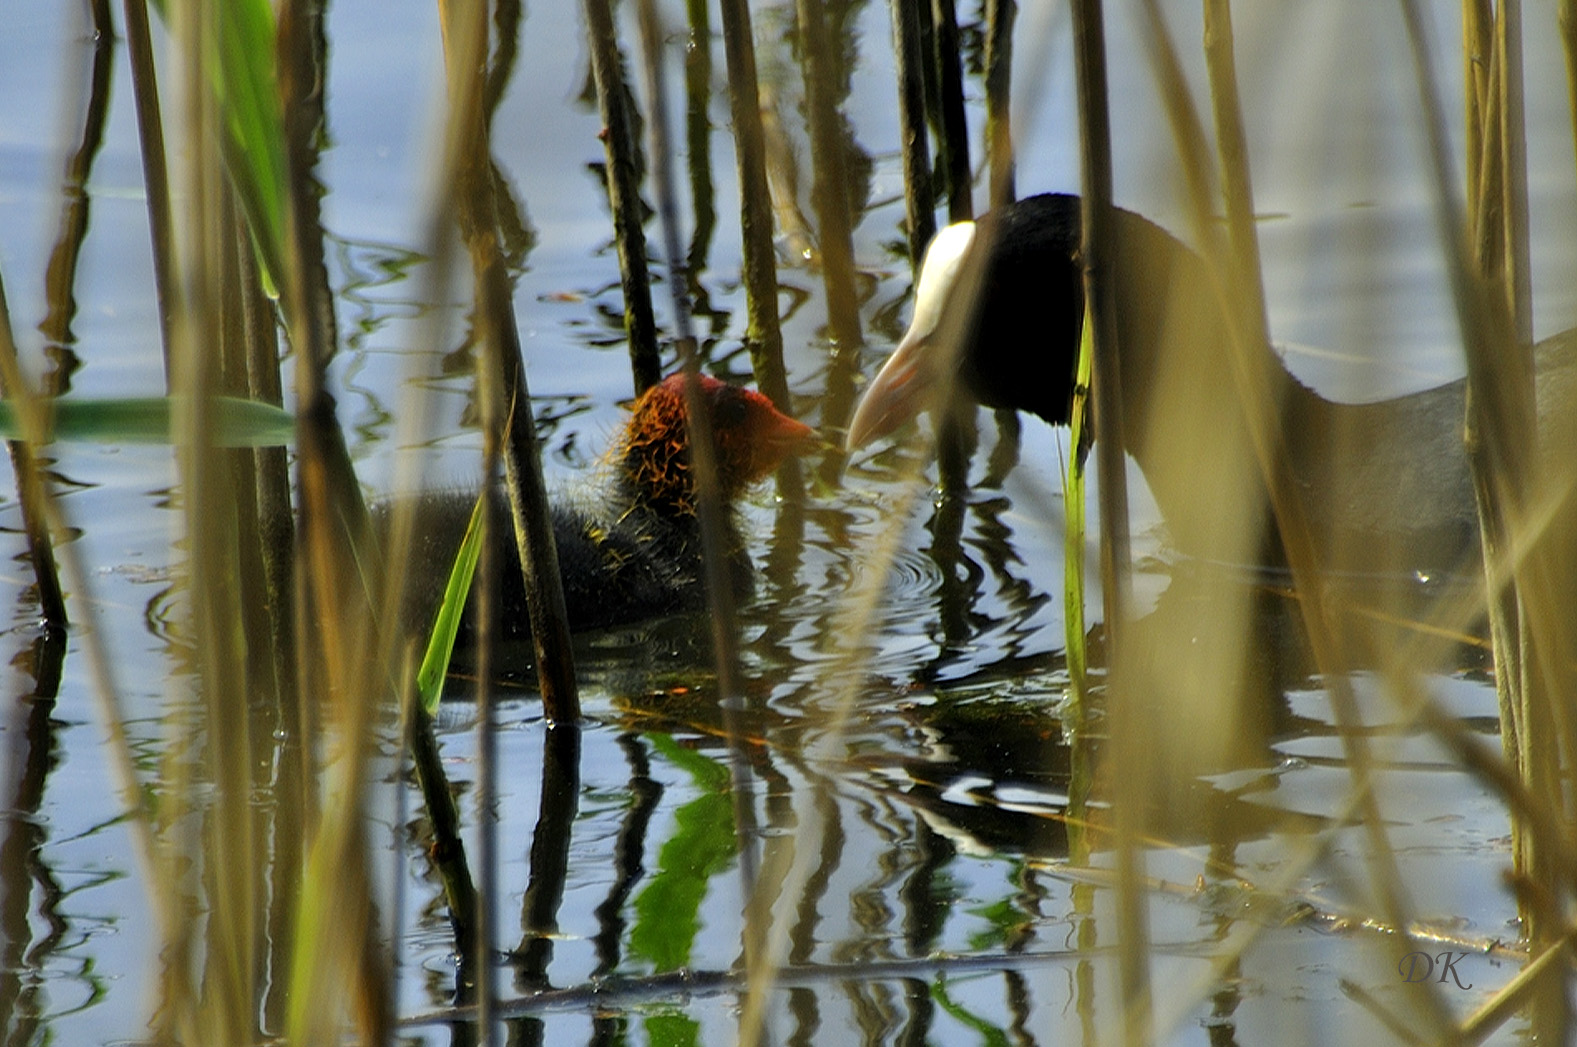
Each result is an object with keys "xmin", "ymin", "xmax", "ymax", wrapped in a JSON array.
[
  {"xmin": 623, "ymin": 374, "xmax": 816, "ymax": 509},
  {"xmin": 702, "ymin": 379, "xmax": 816, "ymax": 493}
]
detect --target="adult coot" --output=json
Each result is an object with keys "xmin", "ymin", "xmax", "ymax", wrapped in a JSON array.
[{"xmin": 846, "ymin": 192, "xmax": 1575, "ymax": 577}]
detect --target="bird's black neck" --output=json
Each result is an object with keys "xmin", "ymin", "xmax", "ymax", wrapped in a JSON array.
[{"xmin": 966, "ymin": 193, "xmax": 1315, "ymax": 452}]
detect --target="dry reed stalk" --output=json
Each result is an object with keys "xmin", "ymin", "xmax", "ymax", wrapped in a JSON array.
[
  {"xmin": 263, "ymin": 0, "xmax": 398, "ymax": 1036},
  {"xmin": 1564, "ymin": 1, "xmax": 1577, "ymax": 175},
  {"xmin": 121, "ymin": 0, "xmax": 176, "ymax": 378},
  {"xmin": 932, "ymin": 0, "xmax": 973, "ymax": 222},
  {"xmin": 437, "ymin": 5, "xmax": 504, "ymax": 1034},
  {"xmin": 371, "ymin": 24, "xmax": 489, "ymax": 1027},
  {"xmin": 1129, "ymin": 4, "xmax": 1481, "ymax": 1039},
  {"xmin": 0, "ymin": 7, "xmax": 210, "ymax": 1039},
  {"xmin": 1120, "ymin": 1, "xmax": 1274, "ymax": 819},
  {"xmin": 582, "ymin": 0, "xmax": 662, "ymax": 395},
  {"xmin": 1464, "ymin": 0, "xmax": 1493, "ymax": 205},
  {"xmin": 632, "ymin": 3, "xmax": 765, "ymax": 1003},
  {"xmin": 1495, "ymin": 0, "xmax": 1533, "ymax": 340},
  {"xmin": 794, "ymin": 0, "xmax": 863, "ymax": 350},
  {"xmin": 442, "ymin": 0, "xmax": 582, "ymax": 724},
  {"xmin": 1450, "ymin": 42, "xmax": 1577, "ymax": 1028},
  {"xmin": 386, "ymin": 0, "xmax": 596, "ymax": 1020},
  {"xmin": 165, "ymin": 5, "xmax": 272, "ymax": 1039},
  {"xmin": 1068, "ymin": 5, "xmax": 1152, "ymax": 1045},
  {"xmin": 890, "ymin": 0, "xmax": 937, "ymax": 272},
  {"xmin": 1407, "ymin": 0, "xmax": 1577, "ymax": 1037},
  {"xmin": 983, "ymin": 0, "xmax": 1016, "ymax": 206},
  {"xmin": 716, "ymin": 0, "xmax": 794, "ymax": 417}
]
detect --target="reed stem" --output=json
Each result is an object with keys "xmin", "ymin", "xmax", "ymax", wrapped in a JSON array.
[
  {"xmin": 716, "ymin": 0, "xmax": 793, "ymax": 413},
  {"xmin": 122, "ymin": 0, "xmax": 177, "ymax": 380},
  {"xmin": 683, "ymin": 0, "xmax": 717, "ymax": 291},
  {"xmin": 451, "ymin": 8, "xmax": 502, "ymax": 1035},
  {"xmin": 633, "ymin": 0, "xmax": 761, "ymax": 943},
  {"xmin": 890, "ymin": 0, "xmax": 936, "ymax": 270},
  {"xmin": 795, "ymin": 0, "xmax": 872, "ymax": 494},
  {"xmin": 795, "ymin": 0, "xmax": 864, "ymax": 349},
  {"xmin": 0, "ymin": 295, "xmax": 65, "ymax": 626},
  {"xmin": 1494, "ymin": 0, "xmax": 1532, "ymax": 342},
  {"xmin": 582, "ymin": 0, "xmax": 663, "ymax": 395},
  {"xmin": 1463, "ymin": 0, "xmax": 1493, "ymax": 207},
  {"xmin": 983, "ymin": 0, "xmax": 1016, "ymax": 206},
  {"xmin": 932, "ymin": 0, "xmax": 973, "ymax": 222},
  {"xmin": 1562, "ymin": 1, "xmax": 1577, "ymax": 180},
  {"xmin": 1068, "ymin": 5, "xmax": 1147, "ymax": 1043},
  {"xmin": 442, "ymin": 0, "xmax": 582, "ymax": 724},
  {"xmin": 1143, "ymin": 6, "xmax": 1451, "ymax": 1034},
  {"xmin": 1202, "ymin": 0, "xmax": 1270, "ymax": 346},
  {"xmin": 1404, "ymin": 2, "xmax": 1576, "ymax": 1035}
]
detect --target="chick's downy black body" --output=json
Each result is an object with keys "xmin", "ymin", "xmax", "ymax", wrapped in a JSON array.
[{"xmin": 394, "ymin": 487, "xmax": 715, "ymax": 642}]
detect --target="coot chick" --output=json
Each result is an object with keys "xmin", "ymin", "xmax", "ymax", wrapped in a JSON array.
[
  {"xmin": 846, "ymin": 192, "xmax": 1576, "ymax": 577},
  {"xmin": 390, "ymin": 373, "xmax": 816, "ymax": 645}
]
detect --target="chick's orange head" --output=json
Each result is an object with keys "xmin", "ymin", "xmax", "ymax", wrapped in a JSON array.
[{"xmin": 622, "ymin": 374, "xmax": 816, "ymax": 508}]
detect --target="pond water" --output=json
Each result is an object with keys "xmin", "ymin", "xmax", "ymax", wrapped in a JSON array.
[{"xmin": 1, "ymin": 1, "xmax": 1574, "ymax": 1045}]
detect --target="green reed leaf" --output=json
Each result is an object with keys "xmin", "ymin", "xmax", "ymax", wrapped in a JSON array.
[
  {"xmin": 0, "ymin": 397, "xmax": 293, "ymax": 446},
  {"xmin": 215, "ymin": 0, "xmax": 289, "ymax": 288},
  {"xmin": 1063, "ymin": 308, "xmax": 1095, "ymax": 704},
  {"xmin": 143, "ymin": 0, "xmax": 289, "ymax": 286},
  {"xmin": 416, "ymin": 492, "xmax": 486, "ymax": 715}
]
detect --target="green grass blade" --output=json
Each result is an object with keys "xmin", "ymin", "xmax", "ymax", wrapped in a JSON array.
[
  {"xmin": 217, "ymin": 2, "xmax": 288, "ymax": 288},
  {"xmin": 0, "ymin": 396, "xmax": 293, "ymax": 446},
  {"xmin": 215, "ymin": 0, "xmax": 289, "ymax": 288},
  {"xmin": 144, "ymin": 0, "xmax": 289, "ymax": 286},
  {"xmin": 416, "ymin": 492, "xmax": 486, "ymax": 714},
  {"xmin": 1063, "ymin": 309, "xmax": 1096, "ymax": 867},
  {"xmin": 1063, "ymin": 308, "xmax": 1095, "ymax": 702},
  {"xmin": 143, "ymin": 1, "xmax": 288, "ymax": 286}
]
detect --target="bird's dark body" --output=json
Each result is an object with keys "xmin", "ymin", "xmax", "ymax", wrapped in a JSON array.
[
  {"xmin": 383, "ymin": 484, "xmax": 750, "ymax": 648},
  {"xmin": 890, "ymin": 192, "xmax": 1577, "ymax": 579}
]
